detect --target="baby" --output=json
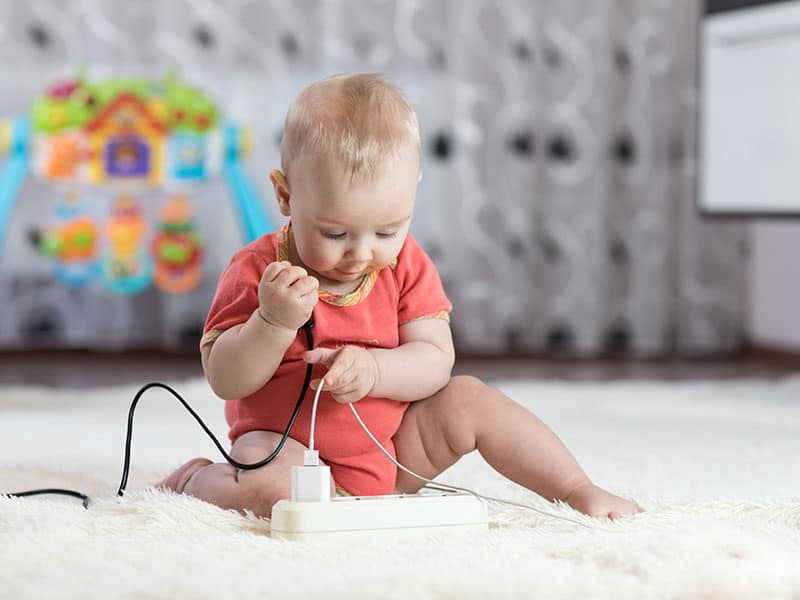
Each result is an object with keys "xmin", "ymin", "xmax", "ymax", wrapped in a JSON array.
[{"xmin": 158, "ymin": 73, "xmax": 642, "ymax": 520}]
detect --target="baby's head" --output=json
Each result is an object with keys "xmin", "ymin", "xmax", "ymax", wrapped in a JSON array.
[{"xmin": 269, "ymin": 73, "xmax": 421, "ymax": 286}]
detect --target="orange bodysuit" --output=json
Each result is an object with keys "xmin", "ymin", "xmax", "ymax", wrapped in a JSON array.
[{"xmin": 200, "ymin": 223, "xmax": 452, "ymax": 495}]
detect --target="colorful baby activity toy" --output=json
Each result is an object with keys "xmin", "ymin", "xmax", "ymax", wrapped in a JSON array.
[{"xmin": 0, "ymin": 70, "xmax": 269, "ymax": 295}]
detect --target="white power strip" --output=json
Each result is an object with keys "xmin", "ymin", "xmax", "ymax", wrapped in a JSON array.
[{"xmin": 271, "ymin": 491, "xmax": 488, "ymax": 541}]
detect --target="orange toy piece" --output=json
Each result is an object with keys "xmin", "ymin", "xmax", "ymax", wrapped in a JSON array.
[
  {"xmin": 46, "ymin": 136, "xmax": 85, "ymax": 179},
  {"xmin": 37, "ymin": 216, "xmax": 98, "ymax": 260}
]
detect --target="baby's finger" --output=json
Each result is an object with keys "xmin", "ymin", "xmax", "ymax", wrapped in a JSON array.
[
  {"xmin": 303, "ymin": 347, "xmax": 339, "ymax": 366},
  {"xmin": 310, "ymin": 376, "xmax": 342, "ymax": 391},
  {"xmin": 326, "ymin": 368, "xmax": 358, "ymax": 393},
  {"xmin": 321, "ymin": 369, "xmax": 341, "ymax": 389},
  {"xmin": 332, "ymin": 389, "xmax": 363, "ymax": 405},
  {"xmin": 290, "ymin": 276, "xmax": 319, "ymax": 298},
  {"xmin": 327, "ymin": 381, "xmax": 359, "ymax": 399},
  {"xmin": 325, "ymin": 356, "xmax": 356, "ymax": 388},
  {"xmin": 261, "ymin": 261, "xmax": 290, "ymax": 283},
  {"xmin": 322, "ymin": 366, "xmax": 348, "ymax": 390},
  {"xmin": 300, "ymin": 293, "xmax": 319, "ymax": 311},
  {"xmin": 274, "ymin": 265, "xmax": 308, "ymax": 288}
]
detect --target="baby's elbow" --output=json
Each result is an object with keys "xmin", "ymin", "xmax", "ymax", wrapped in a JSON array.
[
  {"xmin": 438, "ymin": 348, "xmax": 456, "ymax": 387},
  {"xmin": 440, "ymin": 341, "xmax": 455, "ymax": 370},
  {"xmin": 204, "ymin": 367, "xmax": 246, "ymax": 401},
  {"xmin": 202, "ymin": 344, "xmax": 243, "ymax": 400},
  {"xmin": 205, "ymin": 373, "xmax": 236, "ymax": 401}
]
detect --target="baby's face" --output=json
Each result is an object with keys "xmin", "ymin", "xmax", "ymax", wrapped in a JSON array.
[{"xmin": 285, "ymin": 145, "xmax": 419, "ymax": 285}]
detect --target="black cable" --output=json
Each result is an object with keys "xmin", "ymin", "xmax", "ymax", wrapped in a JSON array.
[
  {"xmin": 5, "ymin": 318, "xmax": 315, "ymax": 509},
  {"xmin": 7, "ymin": 488, "xmax": 90, "ymax": 509}
]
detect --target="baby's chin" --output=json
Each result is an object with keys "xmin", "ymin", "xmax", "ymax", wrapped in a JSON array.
[
  {"xmin": 306, "ymin": 267, "xmax": 360, "ymax": 284},
  {"xmin": 330, "ymin": 268, "xmax": 367, "ymax": 281},
  {"xmin": 317, "ymin": 265, "xmax": 381, "ymax": 283}
]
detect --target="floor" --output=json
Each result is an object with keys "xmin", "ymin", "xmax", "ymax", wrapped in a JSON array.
[
  {"xmin": 0, "ymin": 348, "xmax": 797, "ymax": 388},
  {"xmin": 6, "ymin": 375, "xmax": 800, "ymax": 597}
]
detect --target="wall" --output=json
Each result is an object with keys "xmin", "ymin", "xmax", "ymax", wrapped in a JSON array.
[{"xmin": 749, "ymin": 222, "xmax": 800, "ymax": 351}]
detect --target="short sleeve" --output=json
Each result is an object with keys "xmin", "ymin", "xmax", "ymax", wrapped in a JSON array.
[
  {"xmin": 200, "ymin": 249, "xmax": 267, "ymax": 349},
  {"xmin": 394, "ymin": 234, "xmax": 452, "ymax": 326}
]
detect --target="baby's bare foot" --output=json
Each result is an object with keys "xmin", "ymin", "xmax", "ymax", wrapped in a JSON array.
[{"xmin": 564, "ymin": 480, "xmax": 643, "ymax": 520}]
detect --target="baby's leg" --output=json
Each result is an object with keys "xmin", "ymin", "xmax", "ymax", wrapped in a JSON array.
[
  {"xmin": 157, "ymin": 430, "xmax": 336, "ymax": 518},
  {"xmin": 392, "ymin": 376, "xmax": 642, "ymax": 519}
]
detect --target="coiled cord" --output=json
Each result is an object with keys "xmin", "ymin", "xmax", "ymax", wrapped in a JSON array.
[{"xmin": 6, "ymin": 319, "xmax": 316, "ymax": 507}]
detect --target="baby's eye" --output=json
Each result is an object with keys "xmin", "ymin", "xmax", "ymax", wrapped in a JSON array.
[
  {"xmin": 377, "ymin": 231, "xmax": 398, "ymax": 239},
  {"xmin": 322, "ymin": 232, "xmax": 347, "ymax": 240}
]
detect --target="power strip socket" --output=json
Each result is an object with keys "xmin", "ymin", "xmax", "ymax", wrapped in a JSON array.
[{"xmin": 271, "ymin": 491, "xmax": 488, "ymax": 540}]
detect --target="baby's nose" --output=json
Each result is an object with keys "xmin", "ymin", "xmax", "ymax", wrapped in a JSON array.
[{"xmin": 348, "ymin": 242, "xmax": 372, "ymax": 262}]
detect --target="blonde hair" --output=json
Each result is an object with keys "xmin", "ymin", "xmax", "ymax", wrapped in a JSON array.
[{"xmin": 280, "ymin": 73, "xmax": 421, "ymax": 183}]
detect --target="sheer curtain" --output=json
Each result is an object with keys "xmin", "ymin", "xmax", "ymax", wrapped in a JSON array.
[{"xmin": 0, "ymin": 0, "xmax": 745, "ymax": 355}]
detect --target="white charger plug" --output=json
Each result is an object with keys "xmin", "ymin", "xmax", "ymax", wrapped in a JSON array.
[
  {"xmin": 290, "ymin": 450, "xmax": 331, "ymax": 502},
  {"xmin": 290, "ymin": 380, "xmax": 331, "ymax": 502}
]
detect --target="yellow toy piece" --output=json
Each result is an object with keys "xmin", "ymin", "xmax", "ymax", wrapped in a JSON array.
[
  {"xmin": 107, "ymin": 195, "xmax": 146, "ymax": 260},
  {"xmin": 239, "ymin": 126, "xmax": 253, "ymax": 158},
  {"xmin": 86, "ymin": 94, "xmax": 165, "ymax": 185},
  {"xmin": 0, "ymin": 120, "xmax": 10, "ymax": 153}
]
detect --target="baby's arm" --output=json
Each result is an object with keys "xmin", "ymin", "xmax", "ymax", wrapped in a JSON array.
[
  {"xmin": 303, "ymin": 318, "xmax": 453, "ymax": 403},
  {"xmin": 201, "ymin": 315, "xmax": 295, "ymax": 401},
  {"xmin": 368, "ymin": 318, "xmax": 455, "ymax": 402},
  {"xmin": 202, "ymin": 261, "xmax": 318, "ymax": 400}
]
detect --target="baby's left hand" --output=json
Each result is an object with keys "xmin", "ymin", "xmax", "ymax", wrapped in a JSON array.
[{"xmin": 303, "ymin": 345, "xmax": 379, "ymax": 404}]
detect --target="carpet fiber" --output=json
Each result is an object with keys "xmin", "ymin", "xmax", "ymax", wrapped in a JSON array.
[{"xmin": 2, "ymin": 377, "xmax": 800, "ymax": 598}]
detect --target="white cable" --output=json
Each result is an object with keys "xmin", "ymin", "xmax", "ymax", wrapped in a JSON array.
[
  {"xmin": 346, "ymin": 403, "xmax": 597, "ymax": 529},
  {"xmin": 308, "ymin": 378, "xmax": 611, "ymax": 529},
  {"xmin": 308, "ymin": 377, "xmax": 324, "ymax": 452}
]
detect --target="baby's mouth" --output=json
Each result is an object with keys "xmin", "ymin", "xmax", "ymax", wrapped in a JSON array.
[
  {"xmin": 334, "ymin": 270, "xmax": 364, "ymax": 280},
  {"xmin": 336, "ymin": 265, "xmax": 369, "ymax": 276}
]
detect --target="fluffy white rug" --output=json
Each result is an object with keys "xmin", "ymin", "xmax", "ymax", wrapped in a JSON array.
[{"xmin": 2, "ymin": 376, "xmax": 800, "ymax": 599}]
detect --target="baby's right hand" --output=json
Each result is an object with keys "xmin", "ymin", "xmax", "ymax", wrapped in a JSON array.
[{"xmin": 257, "ymin": 261, "xmax": 319, "ymax": 331}]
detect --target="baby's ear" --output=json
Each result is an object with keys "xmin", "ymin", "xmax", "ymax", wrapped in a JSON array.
[{"xmin": 269, "ymin": 169, "xmax": 291, "ymax": 216}]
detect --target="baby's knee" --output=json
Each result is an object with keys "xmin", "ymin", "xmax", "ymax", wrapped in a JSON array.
[
  {"xmin": 447, "ymin": 375, "xmax": 488, "ymax": 397},
  {"xmin": 441, "ymin": 375, "xmax": 497, "ymax": 414}
]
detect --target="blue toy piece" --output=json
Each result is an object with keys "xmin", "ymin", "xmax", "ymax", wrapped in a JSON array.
[
  {"xmin": 224, "ymin": 123, "xmax": 272, "ymax": 242},
  {"xmin": 0, "ymin": 117, "xmax": 31, "ymax": 253},
  {"xmin": 99, "ymin": 249, "xmax": 153, "ymax": 295},
  {"xmin": 54, "ymin": 260, "xmax": 101, "ymax": 287},
  {"xmin": 171, "ymin": 132, "xmax": 208, "ymax": 180},
  {"xmin": 43, "ymin": 193, "xmax": 101, "ymax": 287}
]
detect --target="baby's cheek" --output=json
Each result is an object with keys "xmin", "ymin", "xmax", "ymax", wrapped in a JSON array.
[
  {"xmin": 301, "ymin": 245, "xmax": 336, "ymax": 271},
  {"xmin": 377, "ymin": 250, "xmax": 400, "ymax": 269}
]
